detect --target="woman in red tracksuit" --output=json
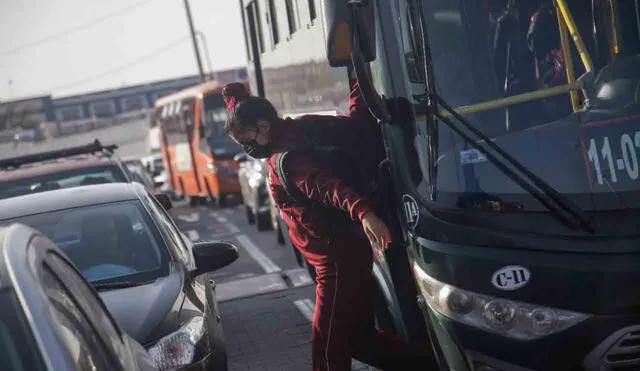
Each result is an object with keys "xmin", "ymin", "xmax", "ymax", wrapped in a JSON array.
[{"xmin": 222, "ymin": 78, "xmax": 435, "ymax": 370}]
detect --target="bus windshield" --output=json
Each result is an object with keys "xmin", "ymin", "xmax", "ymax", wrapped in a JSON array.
[
  {"xmin": 203, "ymin": 94, "xmax": 242, "ymax": 157},
  {"xmin": 405, "ymin": 0, "xmax": 640, "ymax": 214}
]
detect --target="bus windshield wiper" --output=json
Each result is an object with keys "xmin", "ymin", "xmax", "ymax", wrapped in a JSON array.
[
  {"xmin": 92, "ymin": 279, "xmax": 155, "ymax": 291},
  {"xmin": 432, "ymin": 95, "xmax": 595, "ymax": 234}
]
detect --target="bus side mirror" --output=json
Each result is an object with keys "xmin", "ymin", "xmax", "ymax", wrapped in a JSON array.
[{"xmin": 323, "ymin": 0, "xmax": 376, "ymax": 67}]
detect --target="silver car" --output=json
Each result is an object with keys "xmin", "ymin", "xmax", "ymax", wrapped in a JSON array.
[{"xmin": 0, "ymin": 223, "xmax": 157, "ymax": 371}]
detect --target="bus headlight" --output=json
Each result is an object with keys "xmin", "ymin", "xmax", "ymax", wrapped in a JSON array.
[
  {"xmin": 412, "ymin": 263, "xmax": 589, "ymax": 340},
  {"xmin": 147, "ymin": 316, "xmax": 205, "ymax": 370}
]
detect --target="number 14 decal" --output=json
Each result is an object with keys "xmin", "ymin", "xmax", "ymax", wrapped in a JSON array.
[{"xmin": 587, "ymin": 132, "xmax": 640, "ymax": 185}]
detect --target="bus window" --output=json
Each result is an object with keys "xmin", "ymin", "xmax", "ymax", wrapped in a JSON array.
[
  {"xmin": 413, "ymin": 0, "xmax": 593, "ymax": 135},
  {"xmin": 308, "ymin": 0, "xmax": 317, "ymax": 21},
  {"xmin": 268, "ymin": 0, "xmax": 280, "ymax": 46},
  {"xmin": 162, "ymin": 108, "xmax": 186, "ymax": 147}
]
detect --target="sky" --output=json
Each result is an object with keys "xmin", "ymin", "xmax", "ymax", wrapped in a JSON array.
[{"xmin": 0, "ymin": 0, "xmax": 247, "ymax": 100}]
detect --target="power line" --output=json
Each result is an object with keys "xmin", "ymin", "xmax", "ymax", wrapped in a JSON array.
[
  {"xmin": 43, "ymin": 36, "xmax": 190, "ymax": 95},
  {"xmin": 0, "ymin": 0, "xmax": 158, "ymax": 57}
]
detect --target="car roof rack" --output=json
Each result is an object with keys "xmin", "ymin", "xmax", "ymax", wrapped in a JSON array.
[{"xmin": 0, "ymin": 139, "xmax": 118, "ymax": 170}]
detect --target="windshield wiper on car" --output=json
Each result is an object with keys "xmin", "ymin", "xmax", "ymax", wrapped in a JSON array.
[{"xmin": 92, "ymin": 279, "xmax": 155, "ymax": 291}]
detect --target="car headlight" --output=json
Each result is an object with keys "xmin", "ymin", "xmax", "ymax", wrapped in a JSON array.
[
  {"xmin": 412, "ymin": 263, "xmax": 590, "ymax": 340},
  {"xmin": 147, "ymin": 316, "xmax": 205, "ymax": 370}
]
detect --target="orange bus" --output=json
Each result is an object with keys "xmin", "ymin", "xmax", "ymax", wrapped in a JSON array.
[{"xmin": 153, "ymin": 80, "xmax": 244, "ymax": 207}]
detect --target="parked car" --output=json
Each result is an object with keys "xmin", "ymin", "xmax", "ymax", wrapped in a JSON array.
[
  {"xmin": 0, "ymin": 223, "xmax": 158, "ymax": 371},
  {"xmin": 0, "ymin": 139, "xmax": 135, "ymax": 200},
  {"xmin": 122, "ymin": 157, "xmax": 161, "ymax": 192},
  {"xmin": 235, "ymin": 153, "xmax": 273, "ymax": 231},
  {"xmin": 140, "ymin": 153, "xmax": 164, "ymax": 178},
  {"xmin": 248, "ymin": 155, "xmax": 316, "ymax": 282},
  {"xmin": 0, "ymin": 182, "xmax": 240, "ymax": 370},
  {"xmin": 138, "ymin": 153, "xmax": 176, "ymax": 199}
]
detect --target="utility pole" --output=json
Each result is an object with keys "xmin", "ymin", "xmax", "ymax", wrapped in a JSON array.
[
  {"xmin": 196, "ymin": 31, "xmax": 214, "ymax": 80},
  {"xmin": 183, "ymin": 0, "xmax": 206, "ymax": 82}
]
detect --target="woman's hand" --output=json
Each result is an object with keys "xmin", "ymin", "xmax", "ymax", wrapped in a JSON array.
[{"xmin": 361, "ymin": 212, "xmax": 391, "ymax": 250}]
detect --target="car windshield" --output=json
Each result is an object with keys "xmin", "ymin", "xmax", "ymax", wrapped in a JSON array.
[
  {"xmin": 0, "ymin": 166, "xmax": 127, "ymax": 200},
  {"xmin": 403, "ymin": 0, "xmax": 640, "ymax": 213},
  {"xmin": 4, "ymin": 201, "xmax": 169, "ymax": 284}
]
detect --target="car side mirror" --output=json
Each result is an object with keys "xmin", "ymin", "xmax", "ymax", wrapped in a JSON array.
[
  {"xmin": 191, "ymin": 240, "xmax": 239, "ymax": 276},
  {"xmin": 155, "ymin": 192, "xmax": 172, "ymax": 210},
  {"xmin": 233, "ymin": 153, "xmax": 248, "ymax": 163}
]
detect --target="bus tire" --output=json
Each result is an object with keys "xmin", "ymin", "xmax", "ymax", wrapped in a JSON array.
[
  {"xmin": 178, "ymin": 178, "xmax": 187, "ymax": 201},
  {"xmin": 204, "ymin": 178, "xmax": 215, "ymax": 205},
  {"xmin": 188, "ymin": 196, "xmax": 199, "ymax": 207}
]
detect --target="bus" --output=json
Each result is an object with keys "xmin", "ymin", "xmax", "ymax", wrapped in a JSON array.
[
  {"xmin": 154, "ymin": 80, "xmax": 244, "ymax": 206},
  {"xmin": 240, "ymin": 0, "xmax": 640, "ymax": 369}
]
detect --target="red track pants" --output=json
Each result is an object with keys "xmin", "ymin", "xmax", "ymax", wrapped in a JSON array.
[{"xmin": 307, "ymin": 235, "xmax": 436, "ymax": 371}]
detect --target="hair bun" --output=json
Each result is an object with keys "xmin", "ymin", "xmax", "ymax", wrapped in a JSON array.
[{"xmin": 222, "ymin": 82, "xmax": 250, "ymax": 111}]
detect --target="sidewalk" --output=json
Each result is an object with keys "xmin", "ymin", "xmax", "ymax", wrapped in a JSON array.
[{"xmin": 219, "ymin": 285, "xmax": 379, "ymax": 371}]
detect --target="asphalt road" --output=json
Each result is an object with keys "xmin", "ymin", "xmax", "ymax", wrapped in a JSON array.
[{"xmin": 169, "ymin": 202, "xmax": 378, "ymax": 371}]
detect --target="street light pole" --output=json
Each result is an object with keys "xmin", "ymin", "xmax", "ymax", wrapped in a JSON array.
[{"xmin": 183, "ymin": 0, "xmax": 206, "ymax": 82}]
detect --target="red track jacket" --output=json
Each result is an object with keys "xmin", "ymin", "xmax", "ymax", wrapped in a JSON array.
[{"xmin": 266, "ymin": 81, "xmax": 384, "ymax": 267}]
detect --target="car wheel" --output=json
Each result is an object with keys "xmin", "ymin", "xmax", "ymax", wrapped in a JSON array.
[
  {"xmin": 245, "ymin": 206, "xmax": 256, "ymax": 225},
  {"xmin": 255, "ymin": 211, "xmax": 272, "ymax": 231},
  {"xmin": 217, "ymin": 194, "xmax": 228, "ymax": 208}
]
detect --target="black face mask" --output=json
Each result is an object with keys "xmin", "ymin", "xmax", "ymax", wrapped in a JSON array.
[{"xmin": 243, "ymin": 142, "xmax": 272, "ymax": 159}]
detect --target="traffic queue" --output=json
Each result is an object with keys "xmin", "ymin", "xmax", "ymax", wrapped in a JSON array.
[{"xmin": 0, "ymin": 140, "xmax": 239, "ymax": 371}]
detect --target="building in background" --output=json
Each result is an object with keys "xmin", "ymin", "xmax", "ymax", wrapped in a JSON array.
[{"xmin": 0, "ymin": 67, "xmax": 247, "ymax": 136}]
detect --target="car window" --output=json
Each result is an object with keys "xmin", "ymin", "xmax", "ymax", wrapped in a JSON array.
[
  {"xmin": 144, "ymin": 191, "xmax": 190, "ymax": 263},
  {"xmin": 6, "ymin": 201, "xmax": 167, "ymax": 283},
  {"xmin": 0, "ymin": 166, "xmax": 127, "ymax": 200},
  {"xmin": 40, "ymin": 264, "xmax": 114, "ymax": 370},
  {"xmin": 0, "ymin": 289, "xmax": 46, "ymax": 371},
  {"xmin": 46, "ymin": 251, "xmax": 125, "ymax": 358}
]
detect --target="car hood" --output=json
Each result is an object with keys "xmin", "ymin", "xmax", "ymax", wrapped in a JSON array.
[{"xmin": 99, "ymin": 272, "xmax": 182, "ymax": 343}]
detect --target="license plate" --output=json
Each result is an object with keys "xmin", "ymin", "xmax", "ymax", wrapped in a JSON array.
[{"xmin": 580, "ymin": 114, "xmax": 640, "ymax": 192}]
